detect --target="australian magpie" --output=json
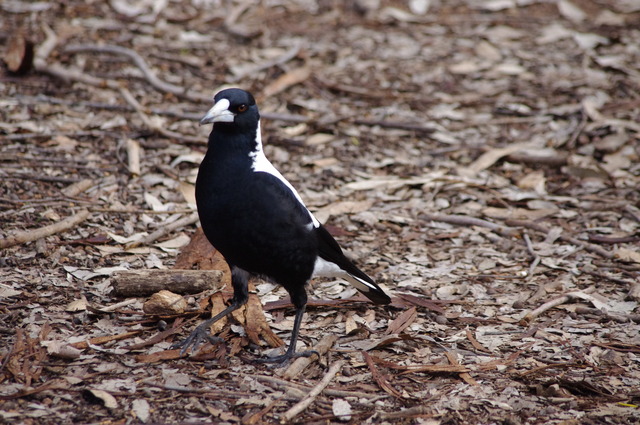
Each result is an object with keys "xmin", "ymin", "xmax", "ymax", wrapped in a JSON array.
[{"xmin": 175, "ymin": 88, "xmax": 391, "ymax": 363}]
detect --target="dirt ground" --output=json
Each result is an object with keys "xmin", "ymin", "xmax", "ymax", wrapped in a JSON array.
[{"xmin": 2, "ymin": 0, "xmax": 640, "ymax": 424}]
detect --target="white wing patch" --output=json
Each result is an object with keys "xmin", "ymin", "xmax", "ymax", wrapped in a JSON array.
[
  {"xmin": 312, "ymin": 257, "xmax": 380, "ymax": 295},
  {"xmin": 249, "ymin": 122, "xmax": 320, "ymax": 228},
  {"xmin": 312, "ymin": 256, "xmax": 343, "ymax": 277}
]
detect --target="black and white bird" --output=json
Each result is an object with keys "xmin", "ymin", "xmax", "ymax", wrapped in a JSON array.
[{"xmin": 175, "ymin": 88, "xmax": 391, "ymax": 363}]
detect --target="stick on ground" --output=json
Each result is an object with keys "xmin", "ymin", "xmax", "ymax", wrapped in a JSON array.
[
  {"xmin": 521, "ymin": 287, "xmax": 597, "ymax": 324},
  {"xmin": 282, "ymin": 334, "xmax": 337, "ymax": 380},
  {"xmin": 280, "ymin": 360, "xmax": 345, "ymax": 423},
  {"xmin": 0, "ymin": 209, "xmax": 90, "ymax": 249},
  {"xmin": 421, "ymin": 213, "xmax": 520, "ymax": 238}
]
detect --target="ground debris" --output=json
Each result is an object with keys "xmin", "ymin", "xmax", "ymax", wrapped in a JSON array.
[{"xmin": 1, "ymin": 0, "xmax": 639, "ymax": 424}]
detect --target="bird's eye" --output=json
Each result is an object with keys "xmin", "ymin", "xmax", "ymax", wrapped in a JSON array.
[{"xmin": 237, "ymin": 104, "xmax": 248, "ymax": 113}]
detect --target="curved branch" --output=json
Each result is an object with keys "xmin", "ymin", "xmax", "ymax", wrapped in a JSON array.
[{"xmin": 63, "ymin": 44, "xmax": 210, "ymax": 103}]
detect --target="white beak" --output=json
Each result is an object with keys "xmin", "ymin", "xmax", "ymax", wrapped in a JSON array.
[{"xmin": 199, "ymin": 98, "xmax": 234, "ymax": 125}]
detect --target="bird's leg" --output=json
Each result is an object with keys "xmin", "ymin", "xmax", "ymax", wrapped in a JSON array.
[
  {"xmin": 173, "ymin": 266, "xmax": 249, "ymax": 355},
  {"xmin": 255, "ymin": 291, "xmax": 319, "ymax": 365}
]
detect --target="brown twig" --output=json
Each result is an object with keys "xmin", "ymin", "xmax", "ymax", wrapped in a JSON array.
[
  {"xmin": 353, "ymin": 119, "xmax": 436, "ymax": 133},
  {"xmin": 117, "ymin": 86, "xmax": 203, "ymax": 143},
  {"xmin": 362, "ymin": 351, "xmax": 404, "ymax": 398},
  {"xmin": 3, "ymin": 129, "xmax": 124, "ymax": 141},
  {"xmin": 241, "ymin": 398, "xmax": 281, "ymax": 425},
  {"xmin": 63, "ymin": 44, "xmax": 210, "ymax": 103},
  {"xmin": 61, "ymin": 179, "xmax": 95, "ymax": 197},
  {"xmin": 0, "ymin": 209, "xmax": 90, "ymax": 249},
  {"xmin": 282, "ymin": 334, "xmax": 337, "ymax": 380},
  {"xmin": 69, "ymin": 330, "xmax": 143, "ymax": 350},
  {"xmin": 378, "ymin": 406, "xmax": 434, "ymax": 421},
  {"xmin": 445, "ymin": 351, "xmax": 478, "ymax": 386},
  {"xmin": 420, "ymin": 213, "xmax": 520, "ymax": 238},
  {"xmin": 505, "ymin": 219, "xmax": 614, "ymax": 259},
  {"xmin": 522, "ymin": 232, "xmax": 541, "ymax": 282},
  {"xmin": 563, "ymin": 108, "xmax": 588, "ymax": 150},
  {"xmin": 587, "ymin": 234, "xmax": 640, "ymax": 245},
  {"xmin": 125, "ymin": 212, "xmax": 199, "ymax": 249},
  {"xmin": 574, "ymin": 306, "xmax": 640, "ymax": 323},
  {"xmin": 465, "ymin": 329, "xmax": 491, "ymax": 353},
  {"xmin": 505, "ymin": 150, "xmax": 568, "ymax": 167},
  {"xmin": 250, "ymin": 374, "xmax": 379, "ymax": 399},
  {"xmin": 520, "ymin": 287, "xmax": 597, "ymax": 324},
  {"xmin": 519, "ymin": 362, "xmax": 587, "ymax": 377},
  {"xmin": 623, "ymin": 204, "xmax": 640, "ymax": 223},
  {"xmin": 33, "ymin": 27, "xmax": 119, "ymax": 92},
  {"xmin": 15, "ymin": 94, "xmax": 311, "ymax": 125},
  {"xmin": 280, "ymin": 360, "xmax": 345, "ymax": 423},
  {"xmin": 32, "ymin": 34, "xmax": 204, "ymax": 142},
  {"xmin": 232, "ymin": 41, "xmax": 303, "ymax": 81}
]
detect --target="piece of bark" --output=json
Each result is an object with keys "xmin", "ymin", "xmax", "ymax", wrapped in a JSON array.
[
  {"xmin": 111, "ymin": 270, "xmax": 225, "ymax": 297},
  {"xmin": 233, "ymin": 292, "xmax": 284, "ymax": 348},
  {"xmin": 445, "ymin": 351, "xmax": 478, "ymax": 386},
  {"xmin": 61, "ymin": 178, "xmax": 94, "ymax": 197},
  {"xmin": 125, "ymin": 138, "xmax": 141, "ymax": 176},
  {"xmin": 4, "ymin": 32, "xmax": 34, "ymax": 74},
  {"xmin": 627, "ymin": 282, "xmax": 640, "ymax": 302},
  {"xmin": 143, "ymin": 290, "xmax": 187, "ymax": 315},
  {"xmin": 174, "ymin": 228, "xmax": 232, "ymax": 282}
]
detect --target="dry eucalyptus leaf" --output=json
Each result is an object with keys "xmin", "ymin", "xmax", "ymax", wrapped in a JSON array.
[
  {"xmin": 131, "ymin": 399, "xmax": 151, "ymax": 423},
  {"xmin": 615, "ymin": 248, "xmax": 640, "ymax": 264},
  {"xmin": 65, "ymin": 297, "xmax": 88, "ymax": 312},
  {"xmin": 85, "ymin": 389, "xmax": 118, "ymax": 409}
]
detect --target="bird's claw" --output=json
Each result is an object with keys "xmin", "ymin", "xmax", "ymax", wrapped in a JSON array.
[
  {"xmin": 253, "ymin": 349, "xmax": 320, "ymax": 366},
  {"xmin": 172, "ymin": 324, "xmax": 224, "ymax": 356}
]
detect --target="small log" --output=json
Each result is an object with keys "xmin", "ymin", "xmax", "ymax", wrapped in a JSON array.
[{"xmin": 111, "ymin": 270, "xmax": 225, "ymax": 297}]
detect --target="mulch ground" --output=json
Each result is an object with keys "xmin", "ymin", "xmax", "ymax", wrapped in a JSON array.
[{"xmin": 1, "ymin": 1, "xmax": 639, "ymax": 424}]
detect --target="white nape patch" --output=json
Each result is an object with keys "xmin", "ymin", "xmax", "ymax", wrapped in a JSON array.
[{"xmin": 250, "ymin": 122, "xmax": 320, "ymax": 228}]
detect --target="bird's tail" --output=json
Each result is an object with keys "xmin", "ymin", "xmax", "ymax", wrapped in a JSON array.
[{"xmin": 342, "ymin": 272, "xmax": 391, "ymax": 305}]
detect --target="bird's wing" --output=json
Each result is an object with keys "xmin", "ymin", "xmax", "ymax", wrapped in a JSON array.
[
  {"xmin": 250, "ymin": 145, "xmax": 319, "ymax": 228},
  {"xmin": 253, "ymin": 156, "xmax": 391, "ymax": 305}
]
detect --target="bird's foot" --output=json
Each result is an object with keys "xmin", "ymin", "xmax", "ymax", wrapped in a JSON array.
[
  {"xmin": 253, "ymin": 349, "xmax": 320, "ymax": 365},
  {"xmin": 172, "ymin": 323, "xmax": 224, "ymax": 356}
]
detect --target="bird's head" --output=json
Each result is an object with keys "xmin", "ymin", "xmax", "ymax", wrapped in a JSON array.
[{"xmin": 200, "ymin": 88, "xmax": 259, "ymax": 129}]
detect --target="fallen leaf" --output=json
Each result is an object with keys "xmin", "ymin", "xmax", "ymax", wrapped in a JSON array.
[
  {"xmin": 262, "ymin": 66, "xmax": 311, "ymax": 98},
  {"xmin": 0, "ymin": 283, "xmax": 22, "ymax": 298},
  {"xmin": 332, "ymin": 399, "xmax": 353, "ymax": 422},
  {"xmin": 3, "ymin": 32, "xmax": 33, "ymax": 74},
  {"xmin": 384, "ymin": 307, "xmax": 417, "ymax": 335},
  {"xmin": 65, "ymin": 296, "xmax": 88, "ymax": 312},
  {"xmin": 459, "ymin": 143, "xmax": 535, "ymax": 177},
  {"xmin": 313, "ymin": 200, "xmax": 374, "ymax": 224},
  {"xmin": 558, "ymin": 0, "xmax": 586, "ymax": 23},
  {"xmin": 131, "ymin": 399, "xmax": 151, "ymax": 423},
  {"xmin": 85, "ymin": 389, "xmax": 118, "ymax": 409}
]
